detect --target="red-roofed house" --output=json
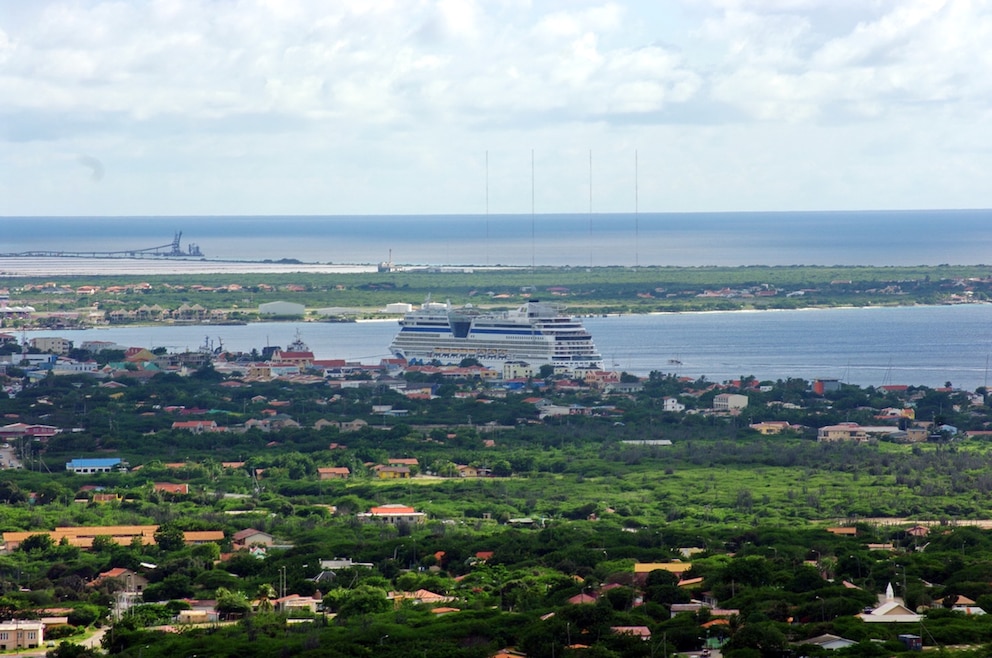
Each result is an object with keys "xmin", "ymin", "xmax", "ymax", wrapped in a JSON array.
[
  {"xmin": 271, "ymin": 350, "xmax": 314, "ymax": 367},
  {"xmin": 318, "ymin": 467, "xmax": 350, "ymax": 480},
  {"xmin": 612, "ymin": 626, "xmax": 651, "ymax": 640},
  {"xmin": 374, "ymin": 465, "xmax": 410, "ymax": 479},
  {"xmin": 153, "ymin": 482, "xmax": 189, "ymax": 495},
  {"xmin": 388, "ymin": 589, "xmax": 454, "ymax": 605},
  {"xmin": 233, "ymin": 529, "xmax": 274, "ymax": 548},
  {"xmin": 0, "ymin": 423, "xmax": 60, "ymax": 440},
  {"xmin": 358, "ymin": 504, "xmax": 426, "ymax": 525},
  {"xmin": 92, "ymin": 567, "xmax": 149, "ymax": 592},
  {"xmin": 274, "ymin": 593, "xmax": 321, "ymax": 614},
  {"xmin": 567, "ymin": 592, "xmax": 597, "ymax": 605},
  {"xmin": 171, "ymin": 420, "xmax": 219, "ymax": 433}
]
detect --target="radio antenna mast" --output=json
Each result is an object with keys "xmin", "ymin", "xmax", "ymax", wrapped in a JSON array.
[
  {"xmin": 589, "ymin": 149, "xmax": 593, "ymax": 267},
  {"xmin": 634, "ymin": 150, "xmax": 639, "ymax": 268},
  {"xmin": 485, "ymin": 150, "xmax": 490, "ymax": 266},
  {"xmin": 531, "ymin": 149, "xmax": 535, "ymax": 269}
]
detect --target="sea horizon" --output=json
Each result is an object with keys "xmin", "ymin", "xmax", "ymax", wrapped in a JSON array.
[{"xmin": 3, "ymin": 209, "xmax": 992, "ymax": 269}]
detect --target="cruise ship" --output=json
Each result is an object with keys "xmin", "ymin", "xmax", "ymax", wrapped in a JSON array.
[{"xmin": 389, "ymin": 299, "xmax": 603, "ymax": 370}]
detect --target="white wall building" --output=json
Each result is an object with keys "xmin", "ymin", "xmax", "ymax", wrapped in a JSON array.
[
  {"xmin": 713, "ymin": 393, "xmax": 748, "ymax": 411},
  {"xmin": 30, "ymin": 336, "xmax": 73, "ymax": 355},
  {"xmin": 503, "ymin": 361, "xmax": 536, "ymax": 380},
  {"xmin": 258, "ymin": 301, "xmax": 305, "ymax": 316}
]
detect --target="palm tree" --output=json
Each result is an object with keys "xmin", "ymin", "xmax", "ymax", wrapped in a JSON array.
[{"xmin": 256, "ymin": 583, "xmax": 277, "ymax": 612}]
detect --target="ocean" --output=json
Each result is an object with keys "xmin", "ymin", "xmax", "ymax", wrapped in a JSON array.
[
  {"xmin": 3, "ymin": 209, "xmax": 992, "ymax": 267},
  {"xmin": 5, "ymin": 210, "xmax": 992, "ymax": 389},
  {"xmin": 20, "ymin": 304, "xmax": 992, "ymax": 390}
]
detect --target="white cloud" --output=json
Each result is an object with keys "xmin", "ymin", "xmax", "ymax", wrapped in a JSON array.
[
  {"xmin": 1, "ymin": 0, "xmax": 992, "ymax": 215},
  {"xmin": 699, "ymin": 0, "xmax": 992, "ymax": 126},
  {"xmin": 533, "ymin": 3, "xmax": 623, "ymax": 39}
]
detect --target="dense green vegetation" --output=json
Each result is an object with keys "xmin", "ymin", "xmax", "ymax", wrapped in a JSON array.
[{"xmin": 0, "ymin": 277, "xmax": 991, "ymax": 655}]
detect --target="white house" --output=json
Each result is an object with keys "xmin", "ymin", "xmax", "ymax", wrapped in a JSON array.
[
  {"xmin": 52, "ymin": 359, "xmax": 99, "ymax": 374},
  {"xmin": 319, "ymin": 557, "xmax": 375, "ymax": 571},
  {"xmin": 233, "ymin": 529, "xmax": 274, "ymax": 548},
  {"xmin": 30, "ymin": 336, "xmax": 72, "ymax": 355},
  {"xmin": 358, "ymin": 504, "xmax": 426, "ymax": 525},
  {"xmin": 713, "ymin": 393, "xmax": 748, "ymax": 411},
  {"xmin": 858, "ymin": 583, "xmax": 921, "ymax": 623},
  {"xmin": 799, "ymin": 634, "xmax": 857, "ymax": 650},
  {"xmin": 503, "ymin": 361, "xmax": 536, "ymax": 380},
  {"xmin": 662, "ymin": 397, "xmax": 685, "ymax": 412},
  {"xmin": 937, "ymin": 594, "xmax": 987, "ymax": 615}
]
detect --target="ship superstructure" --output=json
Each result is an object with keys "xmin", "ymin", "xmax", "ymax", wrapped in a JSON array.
[{"xmin": 388, "ymin": 299, "xmax": 603, "ymax": 370}]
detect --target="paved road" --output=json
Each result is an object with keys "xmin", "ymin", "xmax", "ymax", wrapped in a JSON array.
[
  {"xmin": 80, "ymin": 626, "xmax": 108, "ymax": 650},
  {"xmin": 0, "ymin": 444, "xmax": 20, "ymax": 470}
]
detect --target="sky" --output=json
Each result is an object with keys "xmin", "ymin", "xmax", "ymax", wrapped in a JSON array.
[{"xmin": 2, "ymin": 0, "xmax": 991, "ymax": 216}]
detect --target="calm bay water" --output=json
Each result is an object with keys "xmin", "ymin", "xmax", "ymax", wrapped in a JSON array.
[
  {"xmin": 3, "ymin": 209, "xmax": 992, "ymax": 267},
  {"xmin": 23, "ymin": 304, "xmax": 992, "ymax": 390}
]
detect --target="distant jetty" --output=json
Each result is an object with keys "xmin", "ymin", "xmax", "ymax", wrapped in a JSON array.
[{"xmin": 0, "ymin": 231, "xmax": 203, "ymax": 259}]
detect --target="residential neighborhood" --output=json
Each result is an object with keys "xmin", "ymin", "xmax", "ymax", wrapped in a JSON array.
[{"xmin": 0, "ymin": 327, "xmax": 991, "ymax": 656}]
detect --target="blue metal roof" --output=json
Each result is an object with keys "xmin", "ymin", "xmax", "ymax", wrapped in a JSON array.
[{"xmin": 66, "ymin": 458, "xmax": 122, "ymax": 468}]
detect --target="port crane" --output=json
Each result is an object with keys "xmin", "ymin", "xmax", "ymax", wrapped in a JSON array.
[{"xmin": 1, "ymin": 231, "xmax": 203, "ymax": 259}]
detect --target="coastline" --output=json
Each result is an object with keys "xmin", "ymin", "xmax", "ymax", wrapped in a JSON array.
[
  {"xmin": 19, "ymin": 300, "xmax": 991, "ymax": 332},
  {"xmin": 4, "ymin": 260, "xmax": 990, "ymax": 331},
  {"xmin": 642, "ymin": 301, "xmax": 992, "ymax": 316},
  {"xmin": 17, "ymin": 305, "xmax": 992, "ymax": 390},
  {"xmin": 0, "ymin": 257, "xmax": 378, "ymax": 276}
]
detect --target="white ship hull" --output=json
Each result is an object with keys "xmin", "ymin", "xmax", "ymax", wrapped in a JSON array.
[{"xmin": 389, "ymin": 299, "xmax": 603, "ymax": 370}]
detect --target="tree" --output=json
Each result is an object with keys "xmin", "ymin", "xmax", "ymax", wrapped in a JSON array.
[
  {"xmin": 143, "ymin": 573, "xmax": 194, "ymax": 602},
  {"xmin": 0, "ymin": 480, "xmax": 25, "ymax": 504},
  {"xmin": 191, "ymin": 363, "xmax": 224, "ymax": 381},
  {"xmin": 20, "ymin": 533, "xmax": 54, "ymax": 554},
  {"xmin": 154, "ymin": 523, "xmax": 186, "ymax": 552},
  {"xmin": 191, "ymin": 541, "xmax": 221, "ymax": 564},
  {"xmin": 726, "ymin": 621, "xmax": 787, "ymax": 655},
  {"xmin": 215, "ymin": 587, "xmax": 251, "ymax": 618},
  {"xmin": 67, "ymin": 604, "xmax": 103, "ymax": 626},
  {"xmin": 256, "ymin": 583, "xmax": 277, "ymax": 612},
  {"xmin": 335, "ymin": 585, "xmax": 390, "ymax": 618},
  {"xmin": 194, "ymin": 570, "xmax": 240, "ymax": 592},
  {"xmin": 432, "ymin": 460, "xmax": 459, "ymax": 477},
  {"xmin": 91, "ymin": 535, "xmax": 116, "ymax": 554},
  {"xmin": 34, "ymin": 481, "xmax": 68, "ymax": 505},
  {"xmin": 46, "ymin": 642, "xmax": 102, "ymax": 658},
  {"xmin": 492, "ymin": 459, "xmax": 513, "ymax": 477}
]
